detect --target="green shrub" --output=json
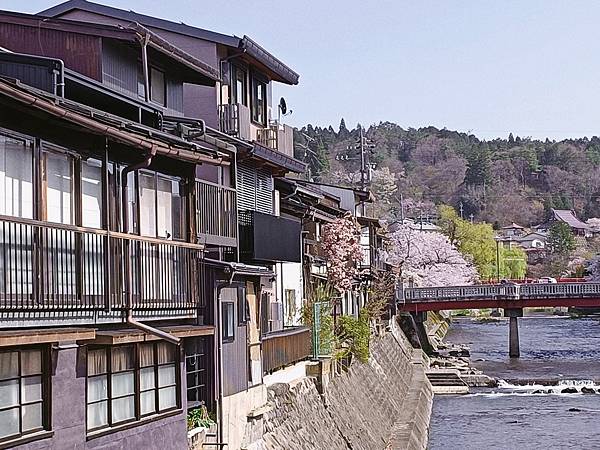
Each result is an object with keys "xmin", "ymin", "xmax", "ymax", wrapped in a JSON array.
[
  {"xmin": 336, "ymin": 313, "xmax": 370, "ymax": 363},
  {"xmin": 187, "ymin": 404, "xmax": 215, "ymax": 431}
]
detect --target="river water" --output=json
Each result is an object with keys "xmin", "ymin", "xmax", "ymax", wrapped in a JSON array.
[{"xmin": 428, "ymin": 316, "xmax": 600, "ymax": 450}]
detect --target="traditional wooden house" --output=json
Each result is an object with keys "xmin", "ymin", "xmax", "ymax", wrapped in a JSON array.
[
  {"xmin": 0, "ymin": 56, "xmax": 227, "ymax": 448},
  {"xmin": 6, "ymin": 3, "xmax": 307, "ymax": 449}
]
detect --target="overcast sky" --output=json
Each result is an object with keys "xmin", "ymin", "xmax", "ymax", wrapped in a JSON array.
[{"xmin": 5, "ymin": 0, "xmax": 600, "ymax": 140}]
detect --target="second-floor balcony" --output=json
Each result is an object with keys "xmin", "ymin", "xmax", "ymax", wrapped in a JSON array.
[
  {"xmin": 219, "ymin": 103, "xmax": 294, "ymax": 157},
  {"xmin": 0, "ymin": 215, "xmax": 203, "ymax": 324},
  {"xmin": 239, "ymin": 210, "xmax": 301, "ymax": 263},
  {"xmin": 196, "ymin": 179, "xmax": 237, "ymax": 247}
]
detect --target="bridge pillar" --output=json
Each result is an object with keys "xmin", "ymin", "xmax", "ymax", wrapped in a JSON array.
[{"xmin": 504, "ymin": 308, "xmax": 523, "ymax": 358}]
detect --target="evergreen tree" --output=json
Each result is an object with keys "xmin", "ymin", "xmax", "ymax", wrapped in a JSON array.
[
  {"xmin": 547, "ymin": 222, "xmax": 576, "ymax": 254},
  {"xmin": 338, "ymin": 118, "xmax": 350, "ymax": 138}
]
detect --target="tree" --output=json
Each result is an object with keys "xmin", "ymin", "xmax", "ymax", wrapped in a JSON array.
[
  {"xmin": 500, "ymin": 246, "xmax": 527, "ymax": 279},
  {"xmin": 321, "ymin": 215, "xmax": 363, "ymax": 292},
  {"xmin": 547, "ymin": 222, "xmax": 576, "ymax": 254},
  {"xmin": 585, "ymin": 255, "xmax": 600, "ymax": 281},
  {"xmin": 386, "ymin": 225, "xmax": 478, "ymax": 287}
]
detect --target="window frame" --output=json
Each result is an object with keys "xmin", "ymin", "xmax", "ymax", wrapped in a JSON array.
[
  {"xmin": 231, "ymin": 64, "xmax": 247, "ymax": 107},
  {"xmin": 221, "ymin": 302, "xmax": 235, "ymax": 343},
  {"xmin": 184, "ymin": 337, "xmax": 211, "ymax": 409},
  {"xmin": 250, "ymin": 74, "xmax": 267, "ymax": 127},
  {"xmin": 0, "ymin": 346, "xmax": 51, "ymax": 445},
  {"xmin": 131, "ymin": 169, "xmax": 186, "ymax": 240},
  {"xmin": 149, "ymin": 67, "xmax": 166, "ymax": 107},
  {"xmin": 85, "ymin": 343, "xmax": 181, "ymax": 434}
]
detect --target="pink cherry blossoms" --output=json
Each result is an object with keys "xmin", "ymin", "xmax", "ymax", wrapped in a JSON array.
[
  {"xmin": 321, "ymin": 215, "xmax": 364, "ymax": 292},
  {"xmin": 386, "ymin": 225, "xmax": 478, "ymax": 287}
]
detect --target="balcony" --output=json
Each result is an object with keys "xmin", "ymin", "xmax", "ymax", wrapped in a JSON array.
[
  {"xmin": 196, "ymin": 180, "xmax": 237, "ymax": 247},
  {"xmin": 239, "ymin": 210, "xmax": 301, "ymax": 263},
  {"xmin": 262, "ymin": 326, "xmax": 312, "ymax": 373},
  {"xmin": 219, "ymin": 103, "xmax": 294, "ymax": 157},
  {"xmin": 0, "ymin": 215, "xmax": 202, "ymax": 324}
]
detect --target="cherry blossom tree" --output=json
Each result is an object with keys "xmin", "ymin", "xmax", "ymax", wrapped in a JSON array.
[
  {"xmin": 585, "ymin": 255, "xmax": 600, "ymax": 281},
  {"xmin": 587, "ymin": 218, "xmax": 600, "ymax": 233},
  {"xmin": 386, "ymin": 225, "xmax": 478, "ymax": 287},
  {"xmin": 321, "ymin": 214, "xmax": 364, "ymax": 292}
]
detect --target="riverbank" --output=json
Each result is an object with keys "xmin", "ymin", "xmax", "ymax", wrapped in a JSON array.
[{"xmin": 243, "ymin": 320, "xmax": 433, "ymax": 449}]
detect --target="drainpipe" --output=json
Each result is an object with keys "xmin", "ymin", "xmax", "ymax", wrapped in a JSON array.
[
  {"xmin": 140, "ymin": 34, "xmax": 151, "ymax": 103},
  {"xmin": 216, "ymin": 284, "xmax": 225, "ymax": 449},
  {"xmin": 121, "ymin": 152, "xmax": 180, "ymax": 345}
]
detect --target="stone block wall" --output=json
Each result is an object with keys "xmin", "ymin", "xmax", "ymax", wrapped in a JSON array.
[{"xmin": 243, "ymin": 325, "xmax": 433, "ymax": 450}]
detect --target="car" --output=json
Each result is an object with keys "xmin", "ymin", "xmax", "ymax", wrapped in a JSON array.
[{"xmin": 538, "ymin": 277, "xmax": 558, "ymax": 284}]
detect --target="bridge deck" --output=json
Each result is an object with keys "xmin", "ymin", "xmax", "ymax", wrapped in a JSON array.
[{"xmin": 399, "ymin": 282, "xmax": 600, "ymax": 312}]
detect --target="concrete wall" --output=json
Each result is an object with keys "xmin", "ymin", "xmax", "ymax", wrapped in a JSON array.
[
  {"xmin": 242, "ymin": 323, "xmax": 433, "ymax": 450},
  {"xmin": 222, "ymin": 384, "xmax": 267, "ymax": 450},
  {"xmin": 12, "ymin": 345, "xmax": 187, "ymax": 450}
]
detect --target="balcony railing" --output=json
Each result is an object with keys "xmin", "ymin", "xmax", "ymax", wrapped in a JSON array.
[
  {"xmin": 219, "ymin": 104, "xmax": 294, "ymax": 157},
  {"xmin": 196, "ymin": 180, "xmax": 238, "ymax": 247},
  {"xmin": 218, "ymin": 103, "xmax": 251, "ymax": 141},
  {"xmin": 262, "ymin": 326, "xmax": 312, "ymax": 373},
  {"xmin": 0, "ymin": 215, "xmax": 202, "ymax": 312}
]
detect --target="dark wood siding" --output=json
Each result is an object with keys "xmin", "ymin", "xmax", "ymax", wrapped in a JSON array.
[
  {"xmin": 0, "ymin": 58, "xmax": 55, "ymax": 93},
  {"xmin": 166, "ymin": 77, "xmax": 184, "ymax": 114},
  {"xmin": 0, "ymin": 23, "xmax": 102, "ymax": 80},
  {"xmin": 101, "ymin": 39, "xmax": 139, "ymax": 97},
  {"xmin": 220, "ymin": 286, "xmax": 249, "ymax": 396}
]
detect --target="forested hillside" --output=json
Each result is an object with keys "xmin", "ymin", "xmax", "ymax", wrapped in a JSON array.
[{"xmin": 293, "ymin": 121, "xmax": 600, "ymax": 226}]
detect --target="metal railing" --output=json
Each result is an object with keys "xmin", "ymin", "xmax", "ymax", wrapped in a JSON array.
[
  {"xmin": 403, "ymin": 283, "xmax": 600, "ymax": 304},
  {"xmin": 0, "ymin": 214, "xmax": 202, "ymax": 311},
  {"xmin": 195, "ymin": 180, "xmax": 237, "ymax": 246},
  {"xmin": 262, "ymin": 326, "xmax": 312, "ymax": 373}
]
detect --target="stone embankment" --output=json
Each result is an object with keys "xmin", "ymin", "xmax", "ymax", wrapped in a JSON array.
[{"xmin": 243, "ymin": 323, "xmax": 433, "ymax": 450}]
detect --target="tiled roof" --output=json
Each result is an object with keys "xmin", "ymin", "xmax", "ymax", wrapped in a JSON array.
[{"xmin": 552, "ymin": 209, "xmax": 590, "ymax": 230}]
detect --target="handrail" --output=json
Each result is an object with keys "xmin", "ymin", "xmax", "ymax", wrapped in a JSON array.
[
  {"xmin": 0, "ymin": 214, "xmax": 204, "ymax": 250},
  {"xmin": 403, "ymin": 282, "xmax": 600, "ymax": 303},
  {"xmin": 195, "ymin": 178, "xmax": 236, "ymax": 192}
]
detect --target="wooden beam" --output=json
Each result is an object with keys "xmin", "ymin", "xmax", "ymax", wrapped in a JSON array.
[
  {"xmin": 0, "ymin": 327, "xmax": 96, "ymax": 347},
  {"xmin": 93, "ymin": 325, "xmax": 215, "ymax": 345}
]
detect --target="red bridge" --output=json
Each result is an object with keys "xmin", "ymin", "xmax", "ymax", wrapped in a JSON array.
[{"xmin": 398, "ymin": 282, "xmax": 600, "ymax": 357}]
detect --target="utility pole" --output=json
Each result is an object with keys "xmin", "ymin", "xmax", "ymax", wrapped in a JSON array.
[
  {"xmin": 336, "ymin": 125, "xmax": 375, "ymax": 216},
  {"xmin": 459, "ymin": 202, "xmax": 464, "ymax": 219},
  {"xmin": 359, "ymin": 126, "xmax": 367, "ymax": 192}
]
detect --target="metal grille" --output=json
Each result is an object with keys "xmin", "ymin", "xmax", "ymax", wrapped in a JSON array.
[{"xmin": 236, "ymin": 162, "xmax": 273, "ymax": 214}]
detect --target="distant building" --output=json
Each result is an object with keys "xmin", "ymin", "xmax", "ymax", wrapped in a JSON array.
[
  {"xmin": 535, "ymin": 209, "xmax": 592, "ymax": 238},
  {"xmin": 499, "ymin": 222, "xmax": 527, "ymax": 238}
]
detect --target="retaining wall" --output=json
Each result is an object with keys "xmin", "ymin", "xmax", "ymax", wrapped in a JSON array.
[{"xmin": 243, "ymin": 323, "xmax": 433, "ymax": 450}]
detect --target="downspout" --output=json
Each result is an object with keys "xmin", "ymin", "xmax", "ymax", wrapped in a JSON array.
[
  {"xmin": 140, "ymin": 33, "xmax": 151, "ymax": 103},
  {"xmin": 216, "ymin": 284, "xmax": 225, "ymax": 449},
  {"xmin": 121, "ymin": 151, "xmax": 181, "ymax": 345}
]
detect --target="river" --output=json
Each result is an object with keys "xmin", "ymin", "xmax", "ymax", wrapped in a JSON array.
[{"xmin": 428, "ymin": 316, "xmax": 600, "ymax": 450}]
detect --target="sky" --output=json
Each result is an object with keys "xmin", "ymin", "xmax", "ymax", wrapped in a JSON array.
[{"xmin": 5, "ymin": 0, "xmax": 600, "ymax": 141}]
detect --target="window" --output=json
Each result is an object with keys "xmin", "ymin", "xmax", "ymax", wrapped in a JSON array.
[
  {"xmin": 222, "ymin": 302, "xmax": 235, "ymax": 342},
  {"xmin": 231, "ymin": 65, "xmax": 247, "ymax": 106},
  {"xmin": 87, "ymin": 342, "xmax": 179, "ymax": 433},
  {"xmin": 0, "ymin": 348, "xmax": 48, "ymax": 443},
  {"xmin": 0, "ymin": 134, "xmax": 33, "ymax": 218},
  {"xmin": 43, "ymin": 150, "xmax": 75, "ymax": 225},
  {"xmin": 81, "ymin": 158, "xmax": 103, "ymax": 229},
  {"xmin": 137, "ymin": 171, "xmax": 184, "ymax": 239},
  {"xmin": 185, "ymin": 338, "xmax": 210, "ymax": 408},
  {"xmin": 150, "ymin": 67, "xmax": 166, "ymax": 106},
  {"xmin": 251, "ymin": 76, "xmax": 267, "ymax": 126}
]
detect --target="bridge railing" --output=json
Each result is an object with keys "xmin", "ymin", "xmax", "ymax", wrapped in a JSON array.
[{"xmin": 403, "ymin": 282, "xmax": 600, "ymax": 303}]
